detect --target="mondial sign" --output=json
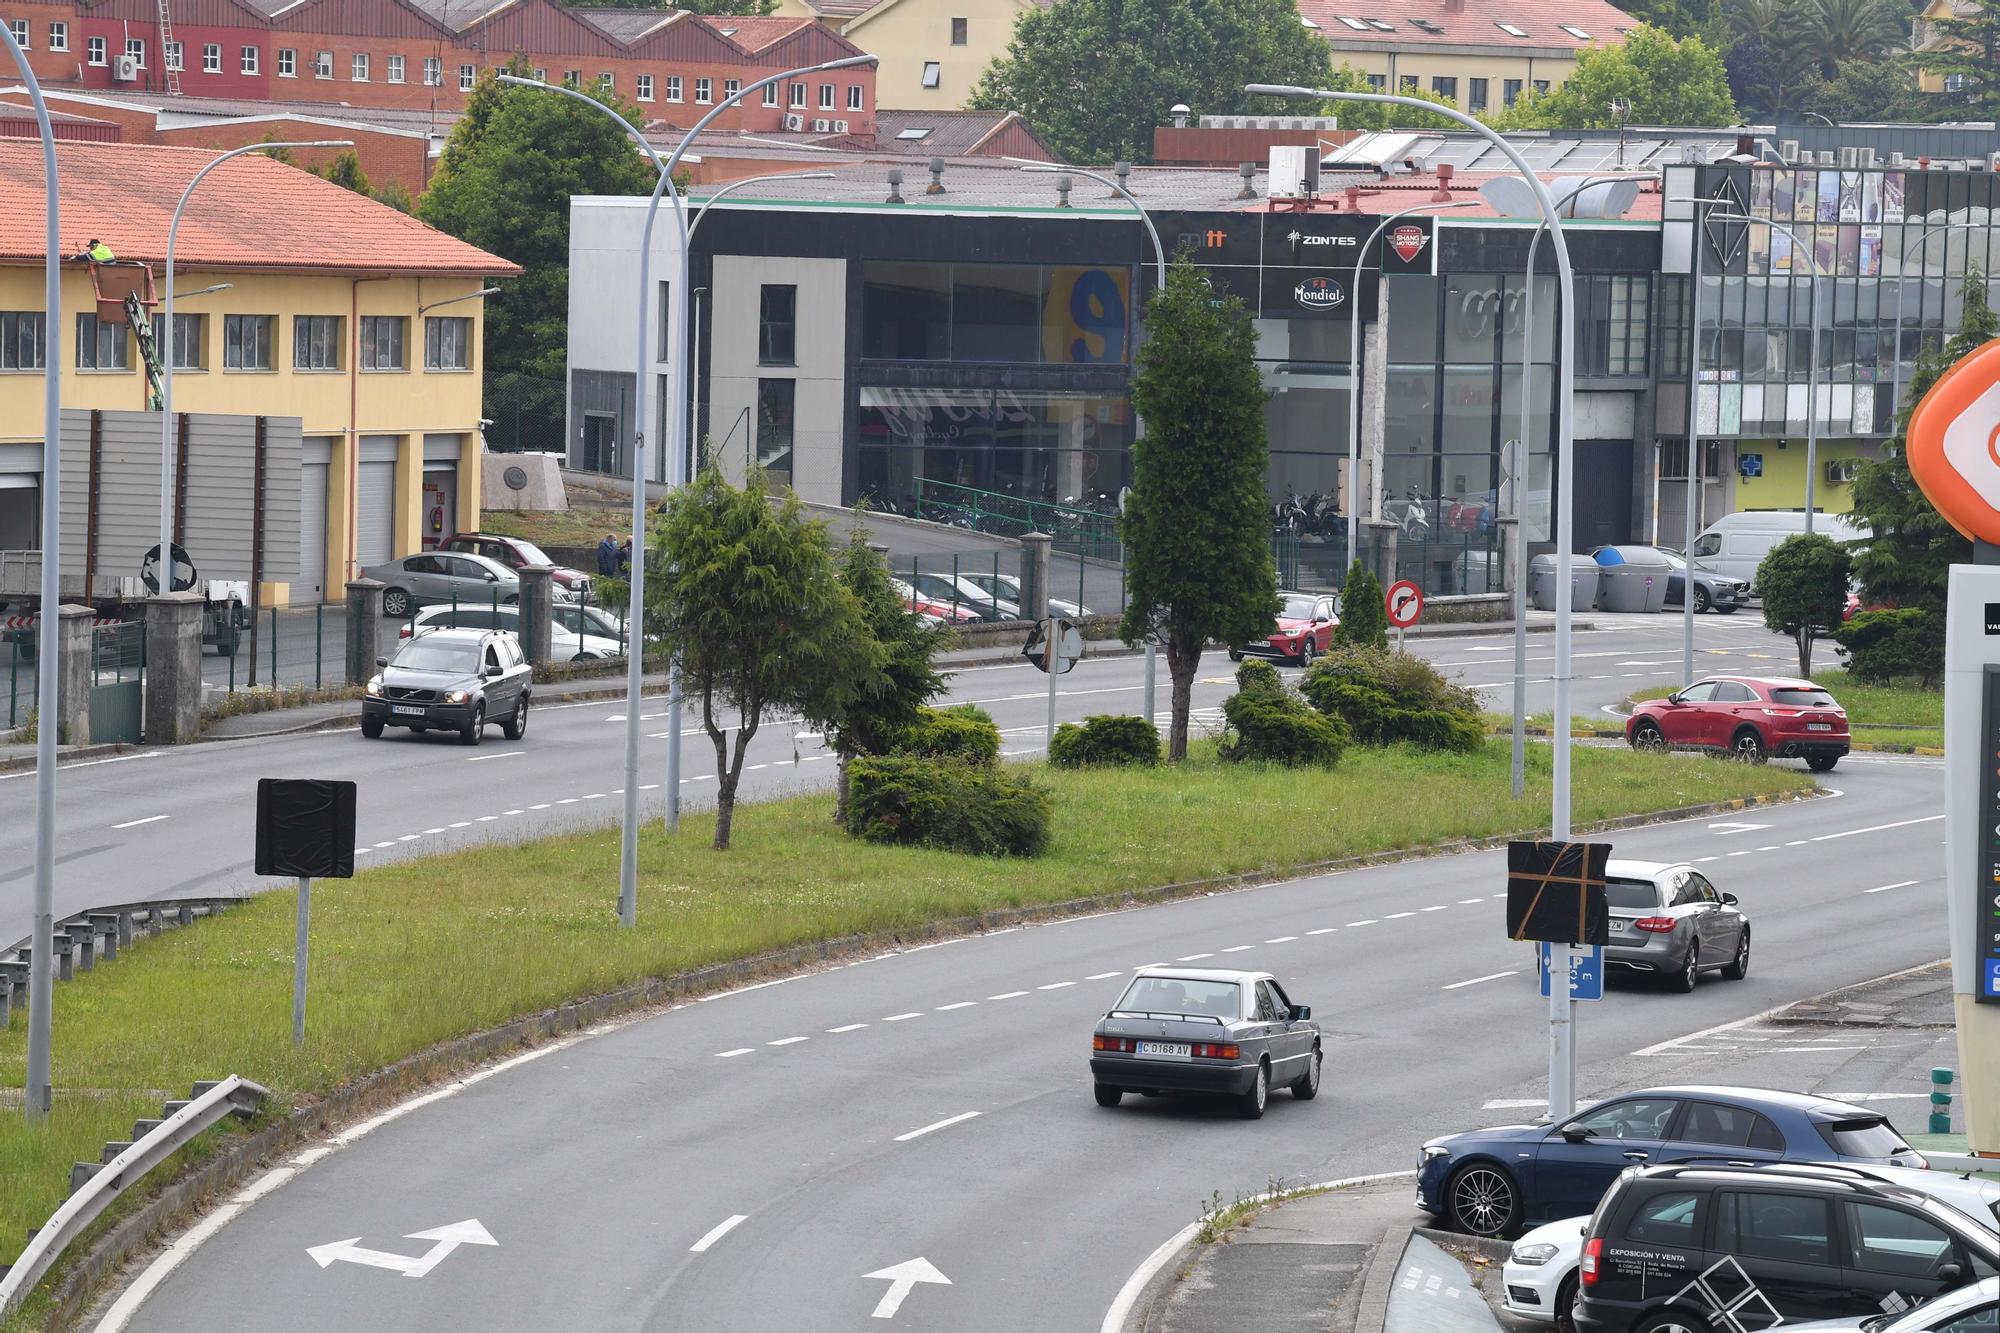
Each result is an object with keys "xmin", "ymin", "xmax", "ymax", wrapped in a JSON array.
[{"xmin": 1905, "ymin": 337, "xmax": 2000, "ymax": 1153}]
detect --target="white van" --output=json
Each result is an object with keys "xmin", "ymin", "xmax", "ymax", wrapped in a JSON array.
[{"xmin": 1687, "ymin": 510, "xmax": 1871, "ymax": 590}]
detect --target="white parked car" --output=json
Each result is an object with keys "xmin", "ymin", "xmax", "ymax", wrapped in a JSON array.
[{"xmin": 400, "ymin": 603, "xmax": 622, "ymax": 660}]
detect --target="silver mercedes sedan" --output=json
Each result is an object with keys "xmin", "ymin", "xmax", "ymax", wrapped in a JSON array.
[{"xmin": 1088, "ymin": 968, "xmax": 1322, "ymax": 1120}]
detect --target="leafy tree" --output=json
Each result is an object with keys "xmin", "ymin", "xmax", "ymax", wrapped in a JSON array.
[
  {"xmin": 1923, "ymin": 2, "xmax": 2000, "ymax": 115},
  {"xmin": 1487, "ymin": 25, "xmax": 1736, "ymax": 129},
  {"xmin": 648, "ymin": 468, "xmax": 876, "ymax": 849},
  {"xmin": 1757, "ymin": 533, "xmax": 1853, "ymax": 677},
  {"xmin": 1332, "ymin": 559, "xmax": 1388, "ymax": 650},
  {"xmin": 1725, "ymin": 37, "xmax": 1798, "ymax": 114},
  {"xmin": 1797, "ymin": 0, "xmax": 1908, "ymax": 75},
  {"xmin": 317, "ymin": 150, "xmax": 373, "ymax": 196},
  {"xmin": 1120, "ymin": 257, "xmax": 1276, "ymax": 761},
  {"xmin": 1850, "ymin": 267, "xmax": 1998, "ymax": 630},
  {"xmin": 967, "ymin": 0, "xmax": 1334, "ymax": 164},
  {"xmin": 1621, "ymin": 0, "xmax": 1723, "ymax": 40},
  {"xmin": 802, "ymin": 527, "xmax": 951, "ymax": 824},
  {"xmin": 372, "ymin": 180, "xmax": 416, "ymax": 214},
  {"xmin": 1318, "ymin": 64, "xmax": 1462, "ymax": 131}
]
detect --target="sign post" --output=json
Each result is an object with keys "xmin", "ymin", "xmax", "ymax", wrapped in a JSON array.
[
  {"xmin": 1023, "ymin": 617, "xmax": 1082, "ymax": 747},
  {"xmin": 255, "ymin": 778, "xmax": 357, "ymax": 1046},
  {"xmin": 1386, "ymin": 579, "xmax": 1423, "ymax": 649},
  {"xmin": 1904, "ymin": 341, "xmax": 2000, "ymax": 1155},
  {"xmin": 1507, "ymin": 840, "xmax": 1610, "ymax": 1120}
]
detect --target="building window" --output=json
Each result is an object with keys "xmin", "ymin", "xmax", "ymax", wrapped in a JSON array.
[
  {"xmin": 1431, "ymin": 76, "xmax": 1457, "ymax": 102},
  {"xmin": 601, "ymin": 72, "xmax": 616, "ymax": 91},
  {"xmin": 148, "ymin": 313, "xmax": 204, "ymax": 370},
  {"xmin": 818, "ymin": 82, "xmax": 834, "ymax": 109},
  {"xmin": 1468, "ymin": 77, "xmax": 1488, "ymax": 112},
  {"xmin": 223, "ymin": 314, "xmax": 273, "ymax": 370},
  {"xmin": 359, "ymin": 316, "xmax": 406, "ymax": 371},
  {"xmin": 637, "ymin": 73, "xmax": 653, "ymax": 101},
  {"xmin": 387, "ymin": 53, "xmax": 403, "ymax": 82},
  {"xmin": 790, "ymin": 80, "xmax": 806, "ymax": 107},
  {"xmin": 532, "ymin": 68, "xmax": 545, "ymax": 81},
  {"xmin": 241, "ymin": 45, "xmax": 259, "ymax": 74},
  {"xmin": 9, "ymin": 19, "xmax": 29, "ymax": 49},
  {"xmin": 201, "ymin": 42, "xmax": 219, "ymax": 73},
  {"xmin": 1946, "ymin": 73, "xmax": 1967, "ymax": 92},
  {"xmin": 921, "ymin": 61, "xmax": 941, "ymax": 89},
  {"xmin": 724, "ymin": 77, "xmax": 740, "ymax": 99},
  {"xmin": 425, "ymin": 316, "xmax": 471, "ymax": 371},
  {"xmin": 47, "ymin": 22, "xmax": 66, "ymax": 51},
  {"xmin": 313, "ymin": 50, "xmax": 332, "ymax": 78},
  {"xmin": 76, "ymin": 314, "xmax": 129, "ymax": 371},
  {"xmin": 666, "ymin": 75, "xmax": 682, "ymax": 101},
  {"xmin": 1398, "ymin": 74, "xmax": 1417, "ymax": 92},
  {"xmin": 951, "ymin": 16, "xmax": 967, "ymax": 44},
  {"xmin": 562, "ymin": 70, "xmax": 579, "ymax": 87},
  {"xmin": 1364, "ymin": 73, "xmax": 1386, "ymax": 91},
  {"xmin": 1573, "ymin": 275, "xmax": 1651, "ymax": 377},
  {"xmin": 695, "ymin": 77, "xmax": 711, "ymax": 103},
  {"xmin": 125, "ymin": 38, "xmax": 145, "ymax": 68},
  {"xmin": 277, "ymin": 47, "xmax": 295, "ymax": 76},
  {"xmin": 165, "ymin": 41, "xmax": 183, "ymax": 72},
  {"xmin": 1533, "ymin": 79, "xmax": 1550, "ymax": 95},
  {"xmin": 1503, "ymin": 78, "xmax": 1523, "ymax": 106},
  {"xmin": 0, "ymin": 312, "xmax": 45, "ymax": 370},
  {"xmin": 759, "ymin": 284, "xmax": 797, "ymax": 365},
  {"xmin": 351, "ymin": 52, "xmax": 369, "ymax": 80},
  {"xmin": 848, "ymin": 84, "xmax": 863, "ymax": 111},
  {"xmin": 761, "ymin": 81, "xmax": 778, "ymax": 106},
  {"xmin": 756, "ymin": 378, "xmax": 795, "ymax": 475},
  {"xmin": 424, "ymin": 56, "xmax": 442, "ymax": 85},
  {"xmin": 86, "ymin": 36, "xmax": 105, "ymax": 65},
  {"xmin": 293, "ymin": 315, "xmax": 342, "ymax": 371},
  {"xmin": 458, "ymin": 63, "xmax": 475, "ymax": 91}
]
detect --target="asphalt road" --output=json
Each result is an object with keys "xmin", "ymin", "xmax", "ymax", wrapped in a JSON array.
[{"xmin": 97, "ymin": 750, "xmax": 1947, "ymax": 1332}]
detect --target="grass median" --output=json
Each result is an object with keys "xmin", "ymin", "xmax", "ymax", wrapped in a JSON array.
[{"xmin": 0, "ymin": 739, "xmax": 1811, "ymax": 1280}]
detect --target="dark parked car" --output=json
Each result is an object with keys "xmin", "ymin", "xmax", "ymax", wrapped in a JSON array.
[
  {"xmin": 1574, "ymin": 1163, "xmax": 2000, "ymax": 1333},
  {"xmin": 1090, "ymin": 968, "xmax": 1321, "ymax": 1120},
  {"xmin": 1230, "ymin": 592, "xmax": 1340, "ymax": 667},
  {"xmin": 1650, "ymin": 548, "xmax": 1748, "ymax": 614},
  {"xmin": 361, "ymin": 628, "xmax": 531, "ymax": 746},
  {"xmin": 1626, "ymin": 676, "xmax": 1849, "ymax": 771},
  {"xmin": 440, "ymin": 533, "xmax": 590, "ymax": 601},
  {"xmin": 1599, "ymin": 860, "xmax": 1750, "ymax": 992},
  {"xmin": 1417, "ymin": 1087, "xmax": 1926, "ymax": 1237}
]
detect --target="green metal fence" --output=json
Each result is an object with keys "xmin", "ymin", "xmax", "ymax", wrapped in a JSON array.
[
  {"xmin": 89, "ymin": 621, "xmax": 144, "ymax": 743},
  {"xmin": 910, "ymin": 479, "xmax": 1122, "ymax": 552}
]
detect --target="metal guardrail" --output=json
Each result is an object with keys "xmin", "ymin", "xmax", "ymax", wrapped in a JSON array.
[
  {"xmin": 0, "ymin": 896, "xmax": 243, "ymax": 1024},
  {"xmin": 0, "ymin": 1074, "xmax": 267, "ymax": 1317}
]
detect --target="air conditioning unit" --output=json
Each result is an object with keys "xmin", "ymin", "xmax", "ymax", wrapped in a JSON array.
[
  {"xmin": 1860, "ymin": 147, "xmax": 1877, "ymax": 167},
  {"xmin": 783, "ymin": 112, "xmax": 804, "ymax": 131},
  {"xmin": 1268, "ymin": 144, "xmax": 1319, "ymax": 200},
  {"xmin": 812, "ymin": 118, "xmax": 830, "ymax": 132},
  {"xmin": 1890, "ymin": 150, "xmax": 1906, "ymax": 166},
  {"xmin": 1839, "ymin": 145, "xmax": 1859, "ymax": 168},
  {"xmin": 1826, "ymin": 459, "xmax": 1860, "ymax": 484},
  {"xmin": 1818, "ymin": 149, "xmax": 1836, "ymax": 165},
  {"xmin": 833, "ymin": 119, "xmax": 849, "ymax": 133},
  {"xmin": 112, "ymin": 53, "xmax": 139, "ymax": 82},
  {"xmin": 1780, "ymin": 139, "xmax": 1800, "ymax": 162}
]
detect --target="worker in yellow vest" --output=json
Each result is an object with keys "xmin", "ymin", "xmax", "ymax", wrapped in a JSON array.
[{"xmin": 72, "ymin": 238, "xmax": 114, "ymax": 264}]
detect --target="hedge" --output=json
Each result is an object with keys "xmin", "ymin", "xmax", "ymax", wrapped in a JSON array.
[
  {"xmin": 1301, "ymin": 644, "xmax": 1484, "ymax": 752},
  {"xmin": 1049, "ymin": 714, "xmax": 1161, "ymax": 768},
  {"xmin": 891, "ymin": 704, "xmax": 1001, "ymax": 766},
  {"xmin": 1219, "ymin": 659, "xmax": 1344, "ymax": 766},
  {"xmin": 844, "ymin": 756, "xmax": 1052, "ymax": 857}
]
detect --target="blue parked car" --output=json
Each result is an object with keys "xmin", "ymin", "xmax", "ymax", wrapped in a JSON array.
[{"xmin": 1416, "ymin": 1086, "xmax": 1926, "ymax": 1237}]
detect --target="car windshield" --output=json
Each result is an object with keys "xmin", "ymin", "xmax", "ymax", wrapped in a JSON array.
[
  {"xmin": 1114, "ymin": 976, "xmax": 1240, "ymax": 1018},
  {"xmin": 507, "ymin": 539, "xmax": 554, "ymax": 566},
  {"xmin": 1605, "ymin": 876, "xmax": 1662, "ymax": 909},
  {"xmin": 1652, "ymin": 549, "xmax": 1688, "ymax": 571},
  {"xmin": 556, "ymin": 605, "xmax": 620, "ymax": 638},
  {"xmin": 1771, "ymin": 687, "xmax": 1837, "ymax": 707},
  {"xmin": 393, "ymin": 641, "xmax": 481, "ymax": 673},
  {"xmin": 1279, "ymin": 595, "xmax": 1316, "ymax": 620},
  {"xmin": 1818, "ymin": 1116, "xmax": 1912, "ymax": 1158}
]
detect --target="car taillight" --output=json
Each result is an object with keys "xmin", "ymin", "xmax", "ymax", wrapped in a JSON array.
[
  {"xmin": 1634, "ymin": 916, "xmax": 1677, "ymax": 933},
  {"xmin": 1581, "ymin": 1237, "xmax": 1603, "ymax": 1287},
  {"xmin": 399, "ymin": 626, "xmax": 411, "ymax": 638},
  {"xmin": 1192, "ymin": 1043, "xmax": 1240, "ymax": 1060},
  {"xmin": 1093, "ymin": 1035, "xmax": 1135, "ymax": 1053}
]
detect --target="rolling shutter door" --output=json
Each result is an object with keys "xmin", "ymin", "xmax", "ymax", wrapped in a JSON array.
[
  {"xmin": 297, "ymin": 460, "xmax": 328, "ymax": 602},
  {"xmin": 357, "ymin": 459, "xmax": 395, "ymax": 568}
]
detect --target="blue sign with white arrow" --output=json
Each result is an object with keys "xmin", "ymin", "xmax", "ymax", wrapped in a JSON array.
[{"xmin": 1538, "ymin": 943, "xmax": 1605, "ymax": 1001}]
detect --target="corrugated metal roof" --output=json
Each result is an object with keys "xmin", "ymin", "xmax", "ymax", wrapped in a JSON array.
[{"xmin": 1298, "ymin": 0, "xmax": 1639, "ymax": 50}]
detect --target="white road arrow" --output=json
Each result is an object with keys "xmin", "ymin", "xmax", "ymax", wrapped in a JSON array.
[
  {"xmin": 864, "ymin": 1256, "xmax": 950, "ymax": 1318},
  {"xmin": 308, "ymin": 1219, "xmax": 497, "ymax": 1278}
]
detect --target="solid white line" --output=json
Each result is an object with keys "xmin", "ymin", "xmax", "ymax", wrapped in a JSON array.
[
  {"xmin": 1265, "ymin": 936, "xmax": 1297, "ymax": 944},
  {"xmin": 689, "ymin": 1215, "xmax": 748, "ymax": 1252},
  {"xmin": 936, "ymin": 1001, "xmax": 977, "ymax": 1011},
  {"xmin": 1038, "ymin": 981, "xmax": 1076, "ymax": 990},
  {"xmin": 884, "ymin": 1012, "xmax": 922, "ymax": 1021},
  {"xmin": 111, "ymin": 814, "xmax": 169, "ymax": 829},
  {"xmin": 894, "ymin": 1111, "xmax": 981, "ymax": 1143},
  {"xmin": 1863, "ymin": 880, "xmax": 1920, "ymax": 894},
  {"xmin": 827, "ymin": 1023, "xmax": 867, "ymax": 1033},
  {"xmin": 464, "ymin": 750, "xmax": 523, "ymax": 762},
  {"xmin": 0, "ymin": 750, "xmax": 162, "ymax": 782},
  {"xmin": 767, "ymin": 1036, "xmax": 808, "ymax": 1046},
  {"xmin": 1087, "ymin": 971, "xmax": 1124, "ymax": 980},
  {"xmin": 1443, "ymin": 971, "xmax": 1518, "ymax": 990},
  {"xmin": 715, "ymin": 1047, "xmax": 754, "ymax": 1058},
  {"xmin": 1812, "ymin": 814, "xmax": 1944, "ymax": 842},
  {"xmin": 988, "ymin": 991, "xmax": 1028, "ymax": 1000}
]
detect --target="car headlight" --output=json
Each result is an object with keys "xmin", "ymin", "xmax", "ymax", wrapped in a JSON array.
[
  {"xmin": 444, "ymin": 689, "xmax": 470, "ymax": 704},
  {"xmin": 365, "ymin": 675, "xmax": 383, "ymax": 697},
  {"xmin": 1511, "ymin": 1242, "xmax": 1559, "ymax": 1266}
]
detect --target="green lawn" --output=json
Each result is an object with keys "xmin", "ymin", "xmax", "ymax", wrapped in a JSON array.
[
  {"xmin": 1628, "ymin": 668, "xmax": 1942, "ymax": 749},
  {"xmin": 0, "ymin": 741, "xmax": 1811, "ymax": 1280},
  {"xmin": 481, "ymin": 505, "xmax": 629, "ymax": 550}
]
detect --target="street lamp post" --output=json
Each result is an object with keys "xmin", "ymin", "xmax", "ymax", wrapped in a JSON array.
[
  {"xmin": 1251, "ymin": 81, "xmax": 1583, "ymax": 1120},
  {"xmin": 1347, "ymin": 200, "xmax": 1475, "ymax": 571},
  {"xmin": 159, "ymin": 141, "xmax": 350, "ymax": 611},
  {"xmin": 3, "ymin": 19, "xmax": 62, "ymax": 1125},
  {"xmin": 504, "ymin": 55, "xmax": 875, "ymax": 925}
]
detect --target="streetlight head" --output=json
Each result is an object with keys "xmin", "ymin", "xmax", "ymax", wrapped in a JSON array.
[
  {"xmin": 1245, "ymin": 83, "xmax": 1312, "ymax": 97},
  {"xmin": 823, "ymin": 54, "xmax": 879, "ymax": 70}
]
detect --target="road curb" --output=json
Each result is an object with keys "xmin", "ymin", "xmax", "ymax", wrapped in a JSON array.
[
  {"xmin": 0, "ymin": 741, "xmax": 138, "ymax": 774},
  {"xmin": 37, "ymin": 785, "xmax": 1819, "ymax": 1331}
]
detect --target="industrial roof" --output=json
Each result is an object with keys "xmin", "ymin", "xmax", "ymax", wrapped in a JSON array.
[
  {"xmin": 1297, "ymin": 0, "xmax": 1637, "ymax": 50},
  {"xmin": 870, "ymin": 109, "xmax": 1052, "ymax": 158}
]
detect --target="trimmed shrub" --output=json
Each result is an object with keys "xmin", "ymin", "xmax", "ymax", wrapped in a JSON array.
[
  {"xmin": 845, "ymin": 756, "xmax": 1052, "ymax": 857},
  {"xmin": 1234, "ymin": 657, "xmax": 1284, "ymax": 697},
  {"xmin": 1220, "ymin": 689, "xmax": 1346, "ymax": 766},
  {"xmin": 1331, "ymin": 560, "xmax": 1388, "ymax": 650},
  {"xmin": 892, "ymin": 704, "xmax": 1000, "ymax": 766},
  {"xmin": 1300, "ymin": 644, "xmax": 1483, "ymax": 752},
  {"xmin": 1834, "ymin": 607, "xmax": 1942, "ymax": 688},
  {"xmin": 1049, "ymin": 714, "xmax": 1161, "ymax": 767}
]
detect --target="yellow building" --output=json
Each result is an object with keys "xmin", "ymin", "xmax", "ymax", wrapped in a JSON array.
[
  {"xmin": 0, "ymin": 140, "xmax": 518, "ymax": 604},
  {"xmin": 771, "ymin": 0, "xmax": 1040, "ymax": 110},
  {"xmin": 1913, "ymin": 0, "xmax": 1979, "ymax": 93}
]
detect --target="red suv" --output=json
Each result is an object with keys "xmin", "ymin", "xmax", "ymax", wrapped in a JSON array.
[{"xmin": 1625, "ymin": 675, "xmax": 1848, "ymax": 771}]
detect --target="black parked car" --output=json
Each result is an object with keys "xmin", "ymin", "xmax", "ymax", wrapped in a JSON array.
[{"xmin": 361, "ymin": 628, "xmax": 531, "ymax": 746}]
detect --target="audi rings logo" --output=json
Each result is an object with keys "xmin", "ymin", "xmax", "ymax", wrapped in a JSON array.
[{"xmin": 1294, "ymin": 276, "xmax": 1346, "ymax": 311}]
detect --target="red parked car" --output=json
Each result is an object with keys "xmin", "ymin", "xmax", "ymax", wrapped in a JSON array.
[
  {"xmin": 1625, "ymin": 675, "xmax": 1849, "ymax": 771},
  {"xmin": 1230, "ymin": 591, "xmax": 1341, "ymax": 667}
]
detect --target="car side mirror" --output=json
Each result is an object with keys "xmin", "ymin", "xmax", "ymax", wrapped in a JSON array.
[
  {"xmin": 375, "ymin": 656, "xmax": 388, "ymax": 668},
  {"xmin": 1665, "ymin": 692, "xmax": 1682, "ymax": 705},
  {"xmin": 483, "ymin": 664, "xmax": 503, "ymax": 678},
  {"xmin": 1722, "ymin": 892, "xmax": 1739, "ymax": 906},
  {"xmin": 485, "ymin": 571, "xmax": 499, "ymax": 582},
  {"xmin": 1560, "ymin": 1125, "xmax": 1590, "ymax": 1144},
  {"xmin": 1938, "ymin": 1262, "xmax": 1964, "ymax": 1287},
  {"xmin": 1292, "ymin": 1005, "xmax": 1311, "ymax": 1021}
]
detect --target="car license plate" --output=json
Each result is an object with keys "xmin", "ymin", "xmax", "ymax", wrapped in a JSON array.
[
  {"xmin": 1807, "ymin": 722, "xmax": 1832, "ymax": 731},
  {"xmin": 1137, "ymin": 1041, "xmax": 1191, "ymax": 1060},
  {"xmin": 392, "ymin": 704, "xmax": 426, "ymax": 716}
]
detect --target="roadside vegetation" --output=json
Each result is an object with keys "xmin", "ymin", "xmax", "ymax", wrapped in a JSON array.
[{"xmin": 0, "ymin": 739, "xmax": 1808, "ymax": 1271}]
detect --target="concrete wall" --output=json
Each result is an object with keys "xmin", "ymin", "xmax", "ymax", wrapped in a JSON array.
[
  {"xmin": 567, "ymin": 198, "xmax": 689, "ymax": 485},
  {"xmin": 707, "ymin": 253, "xmax": 847, "ymax": 505}
]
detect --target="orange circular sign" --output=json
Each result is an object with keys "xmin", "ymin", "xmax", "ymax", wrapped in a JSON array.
[{"xmin": 1907, "ymin": 337, "xmax": 2000, "ymax": 545}]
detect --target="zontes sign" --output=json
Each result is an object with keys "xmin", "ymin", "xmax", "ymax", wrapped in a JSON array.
[{"xmin": 1293, "ymin": 276, "xmax": 1346, "ymax": 311}]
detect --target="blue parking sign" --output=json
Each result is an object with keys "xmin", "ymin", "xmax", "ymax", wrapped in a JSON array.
[{"xmin": 1538, "ymin": 943, "xmax": 1605, "ymax": 1001}]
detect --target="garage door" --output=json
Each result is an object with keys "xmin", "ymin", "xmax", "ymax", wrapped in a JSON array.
[
  {"xmin": 357, "ymin": 459, "xmax": 396, "ymax": 569},
  {"xmin": 297, "ymin": 460, "xmax": 328, "ymax": 602}
]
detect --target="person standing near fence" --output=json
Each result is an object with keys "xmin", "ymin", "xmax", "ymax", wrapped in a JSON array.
[{"xmin": 597, "ymin": 532, "xmax": 619, "ymax": 577}]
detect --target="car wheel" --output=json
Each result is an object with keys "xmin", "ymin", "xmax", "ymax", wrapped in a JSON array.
[
  {"xmin": 1228, "ymin": 647, "xmax": 1243, "ymax": 662},
  {"xmin": 1554, "ymin": 1274, "xmax": 1580, "ymax": 1333},
  {"xmin": 1236, "ymin": 1061, "xmax": 1269, "ymax": 1120},
  {"xmin": 502, "ymin": 696, "xmax": 528, "ymax": 741},
  {"xmin": 1445, "ymin": 1163, "xmax": 1520, "ymax": 1237},
  {"xmin": 1807, "ymin": 753, "xmax": 1839, "ymax": 772},
  {"xmin": 381, "ymin": 587, "xmax": 410, "ymax": 618},
  {"xmin": 1291, "ymin": 1043, "xmax": 1322, "ymax": 1100},
  {"xmin": 460, "ymin": 704, "xmax": 484, "ymax": 747},
  {"xmin": 1632, "ymin": 720, "xmax": 1667, "ymax": 753},
  {"xmin": 1730, "ymin": 728, "xmax": 1767, "ymax": 764},
  {"xmin": 360, "ymin": 717, "xmax": 383, "ymax": 739},
  {"xmin": 1721, "ymin": 928, "xmax": 1750, "ymax": 981},
  {"xmin": 1298, "ymin": 638, "xmax": 1316, "ymax": 669},
  {"xmin": 1672, "ymin": 943, "xmax": 1699, "ymax": 993},
  {"xmin": 1093, "ymin": 1084, "xmax": 1123, "ymax": 1109},
  {"xmin": 1715, "ymin": 605, "xmax": 1740, "ymax": 615},
  {"xmin": 1634, "ymin": 1310, "xmax": 1714, "ymax": 1333},
  {"xmin": 1694, "ymin": 585, "xmax": 1712, "ymax": 613}
]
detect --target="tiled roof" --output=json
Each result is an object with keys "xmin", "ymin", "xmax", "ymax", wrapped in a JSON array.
[
  {"xmin": 569, "ymin": 6, "xmax": 682, "ymax": 42},
  {"xmin": 0, "ymin": 141, "xmax": 519, "ymax": 274},
  {"xmin": 871, "ymin": 109, "xmax": 1051, "ymax": 158},
  {"xmin": 1297, "ymin": 0, "xmax": 1637, "ymax": 50},
  {"xmin": 706, "ymin": 16, "xmax": 816, "ymax": 51},
  {"xmin": 0, "ymin": 86, "xmax": 462, "ymax": 136}
]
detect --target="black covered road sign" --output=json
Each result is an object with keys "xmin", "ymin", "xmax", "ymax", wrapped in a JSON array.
[
  {"xmin": 1506, "ymin": 840, "xmax": 1610, "ymax": 946},
  {"xmin": 255, "ymin": 778, "xmax": 357, "ymax": 879}
]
